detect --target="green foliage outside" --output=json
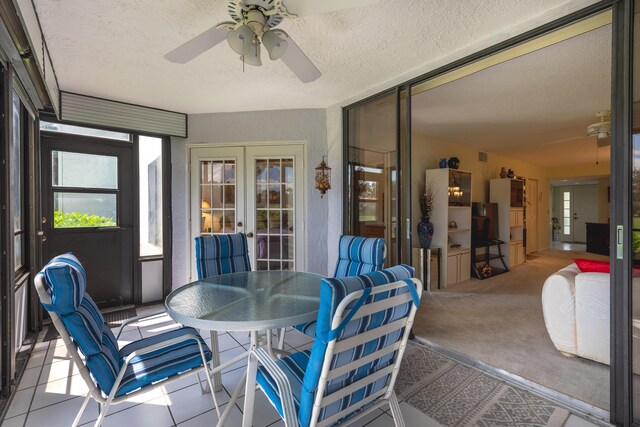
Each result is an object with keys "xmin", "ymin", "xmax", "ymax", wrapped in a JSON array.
[{"xmin": 54, "ymin": 211, "xmax": 116, "ymax": 228}]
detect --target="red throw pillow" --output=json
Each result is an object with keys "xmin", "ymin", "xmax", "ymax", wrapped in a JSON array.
[{"xmin": 574, "ymin": 259, "xmax": 610, "ymax": 273}]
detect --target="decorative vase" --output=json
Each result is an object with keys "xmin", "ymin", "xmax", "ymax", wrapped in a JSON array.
[
  {"xmin": 507, "ymin": 169, "xmax": 515, "ymax": 178},
  {"xmin": 439, "ymin": 158, "xmax": 447, "ymax": 168},
  {"xmin": 417, "ymin": 216, "xmax": 434, "ymax": 248},
  {"xmin": 448, "ymin": 157, "xmax": 460, "ymax": 169},
  {"xmin": 500, "ymin": 167, "xmax": 507, "ymax": 178}
]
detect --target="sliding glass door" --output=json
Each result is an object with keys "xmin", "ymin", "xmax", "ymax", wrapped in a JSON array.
[{"xmin": 344, "ymin": 89, "xmax": 411, "ymax": 265}]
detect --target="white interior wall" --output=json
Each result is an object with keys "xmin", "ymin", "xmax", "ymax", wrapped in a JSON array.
[
  {"xmin": 410, "ymin": 133, "xmax": 552, "ymax": 251},
  {"xmin": 171, "ymin": 109, "xmax": 328, "ymax": 288}
]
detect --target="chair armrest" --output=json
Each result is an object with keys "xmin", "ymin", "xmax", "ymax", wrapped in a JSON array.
[
  {"xmin": 251, "ymin": 348, "xmax": 298, "ymax": 427},
  {"xmin": 115, "ymin": 310, "xmax": 167, "ymax": 340},
  {"xmin": 107, "ymin": 333, "xmax": 210, "ymax": 400}
]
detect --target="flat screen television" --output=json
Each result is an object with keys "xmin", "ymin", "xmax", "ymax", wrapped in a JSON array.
[{"xmin": 472, "ymin": 202, "xmax": 499, "ymax": 245}]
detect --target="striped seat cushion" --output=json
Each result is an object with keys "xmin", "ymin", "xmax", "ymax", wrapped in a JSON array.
[
  {"xmin": 299, "ymin": 264, "xmax": 415, "ymax": 425},
  {"xmin": 39, "ymin": 253, "xmax": 121, "ymax": 395},
  {"xmin": 257, "ymin": 350, "xmax": 310, "ymax": 419},
  {"xmin": 294, "ymin": 236, "xmax": 386, "ymax": 337},
  {"xmin": 262, "ymin": 265, "xmax": 415, "ymax": 426},
  {"xmin": 61, "ymin": 295, "xmax": 121, "ymax": 394},
  {"xmin": 116, "ymin": 327, "xmax": 211, "ymax": 397},
  {"xmin": 194, "ymin": 234, "xmax": 251, "ymax": 279},
  {"xmin": 39, "ymin": 253, "xmax": 86, "ymax": 315},
  {"xmin": 333, "ymin": 235, "xmax": 385, "ymax": 278}
]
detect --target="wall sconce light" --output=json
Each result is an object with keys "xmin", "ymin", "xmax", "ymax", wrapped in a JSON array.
[{"xmin": 315, "ymin": 155, "xmax": 331, "ymax": 198}]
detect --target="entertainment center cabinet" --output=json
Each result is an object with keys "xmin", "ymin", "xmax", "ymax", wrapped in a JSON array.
[{"xmin": 490, "ymin": 178, "xmax": 526, "ymax": 268}]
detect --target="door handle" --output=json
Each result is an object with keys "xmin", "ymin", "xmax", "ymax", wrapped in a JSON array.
[
  {"xmin": 237, "ymin": 221, "xmax": 243, "ymax": 227},
  {"xmin": 246, "ymin": 232, "xmax": 254, "ymax": 238}
]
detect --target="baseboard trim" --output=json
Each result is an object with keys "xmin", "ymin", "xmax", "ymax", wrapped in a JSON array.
[{"xmin": 412, "ymin": 336, "xmax": 612, "ymax": 426}]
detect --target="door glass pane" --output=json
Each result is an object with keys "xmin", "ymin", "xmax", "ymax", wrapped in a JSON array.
[
  {"xmin": 563, "ymin": 192, "xmax": 571, "ymax": 235},
  {"xmin": 346, "ymin": 93, "xmax": 398, "ymax": 264},
  {"xmin": 633, "ymin": 1, "xmax": 640, "ymax": 419},
  {"xmin": 139, "ymin": 136, "xmax": 163, "ymax": 257},
  {"xmin": 200, "ymin": 160, "xmax": 236, "ymax": 235},
  {"xmin": 11, "ymin": 92, "xmax": 22, "ymax": 233},
  {"xmin": 14, "ymin": 235, "xmax": 23, "ymax": 271},
  {"xmin": 53, "ymin": 193, "xmax": 117, "ymax": 228},
  {"xmin": 255, "ymin": 158, "xmax": 295, "ymax": 271},
  {"xmin": 52, "ymin": 151, "xmax": 118, "ymax": 189}
]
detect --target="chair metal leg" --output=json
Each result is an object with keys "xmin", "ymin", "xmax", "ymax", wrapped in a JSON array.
[
  {"xmin": 388, "ymin": 392, "xmax": 406, "ymax": 427},
  {"xmin": 196, "ymin": 371, "xmax": 208, "ymax": 394},
  {"xmin": 199, "ymin": 350, "xmax": 221, "ymax": 418},
  {"xmin": 242, "ymin": 336, "xmax": 259, "ymax": 427},
  {"xmin": 277, "ymin": 327, "xmax": 286, "ymax": 350},
  {"xmin": 209, "ymin": 330, "xmax": 223, "ymax": 391},
  {"xmin": 94, "ymin": 399, "xmax": 113, "ymax": 427},
  {"xmin": 72, "ymin": 392, "xmax": 92, "ymax": 427}
]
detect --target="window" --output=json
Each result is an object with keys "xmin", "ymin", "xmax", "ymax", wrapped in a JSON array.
[
  {"xmin": 52, "ymin": 151, "xmax": 119, "ymax": 228},
  {"xmin": 139, "ymin": 136, "xmax": 163, "ymax": 257},
  {"xmin": 200, "ymin": 159, "xmax": 237, "ymax": 234},
  {"xmin": 11, "ymin": 91, "xmax": 24, "ymax": 272},
  {"xmin": 563, "ymin": 191, "xmax": 571, "ymax": 235},
  {"xmin": 40, "ymin": 121, "xmax": 130, "ymax": 141}
]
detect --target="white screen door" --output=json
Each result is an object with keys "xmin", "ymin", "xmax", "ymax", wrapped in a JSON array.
[{"xmin": 190, "ymin": 144, "xmax": 304, "ymax": 279}]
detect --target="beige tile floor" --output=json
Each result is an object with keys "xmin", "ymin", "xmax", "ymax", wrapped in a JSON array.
[{"xmin": 2, "ymin": 306, "xmax": 442, "ymax": 427}]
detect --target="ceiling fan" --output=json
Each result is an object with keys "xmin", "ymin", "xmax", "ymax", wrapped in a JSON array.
[
  {"xmin": 586, "ymin": 110, "xmax": 611, "ymax": 147},
  {"xmin": 164, "ymin": 0, "xmax": 379, "ymax": 83}
]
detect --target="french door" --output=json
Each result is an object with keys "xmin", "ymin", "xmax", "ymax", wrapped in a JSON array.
[{"xmin": 190, "ymin": 144, "xmax": 305, "ymax": 279}]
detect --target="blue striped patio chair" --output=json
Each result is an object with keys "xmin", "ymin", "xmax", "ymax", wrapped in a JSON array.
[
  {"xmin": 244, "ymin": 264, "xmax": 421, "ymax": 427},
  {"xmin": 194, "ymin": 233, "xmax": 251, "ymax": 279},
  {"xmin": 34, "ymin": 253, "xmax": 219, "ymax": 427},
  {"xmin": 333, "ymin": 235, "xmax": 386, "ymax": 278},
  {"xmin": 294, "ymin": 235, "xmax": 386, "ymax": 340},
  {"xmin": 194, "ymin": 233, "xmax": 252, "ymax": 387}
]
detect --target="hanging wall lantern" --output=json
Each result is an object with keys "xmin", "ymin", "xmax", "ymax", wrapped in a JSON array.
[{"xmin": 315, "ymin": 155, "xmax": 331, "ymax": 198}]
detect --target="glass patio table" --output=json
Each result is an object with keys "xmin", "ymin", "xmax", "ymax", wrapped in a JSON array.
[{"xmin": 165, "ymin": 270, "xmax": 323, "ymax": 426}]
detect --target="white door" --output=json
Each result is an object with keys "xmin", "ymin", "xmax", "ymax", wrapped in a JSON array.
[
  {"xmin": 190, "ymin": 144, "xmax": 305, "ymax": 280},
  {"xmin": 573, "ymin": 185, "xmax": 598, "ymax": 243},
  {"xmin": 526, "ymin": 178, "xmax": 538, "ymax": 254},
  {"xmin": 245, "ymin": 145, "xmax": 305, "ymax": 271},
  {"xmin": 558, "ymin": 186, "xmax": 574, "ymax": 242}
]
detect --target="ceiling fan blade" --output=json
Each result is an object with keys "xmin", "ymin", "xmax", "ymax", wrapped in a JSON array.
[
  {"xmin": 279, "ymin": 33, "xmax": 321, "ymax": 83},
  {"xmin": 281, "ymin": 0, "xmax": 379, "ymax": 17},
  {"xmin": 165, "ymin": 25, "xmax": 231, "ymax": 64}
]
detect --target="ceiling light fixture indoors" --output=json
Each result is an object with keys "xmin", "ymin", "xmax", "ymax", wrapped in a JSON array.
[
  {"xmin": 586, "ymin": 110, "xmax": 611, "ymax": 148},
  {"xmin": 164, "ymin": 0, "xmax": 380, "ymax": 83}
]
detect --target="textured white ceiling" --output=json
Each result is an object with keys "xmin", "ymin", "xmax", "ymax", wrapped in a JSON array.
[
  {"xmin": 352, "ymin": 25, "xmax": 611, "ymax": 168},
  {"xmin": 411, "ymin": 25, "xmax": 612, "ymax": 167},
  {"xmin": 34, "ymin": 0, "xmax": 599, "ymax": 114}
]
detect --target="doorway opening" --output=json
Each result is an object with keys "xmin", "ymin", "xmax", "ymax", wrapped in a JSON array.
[{"xmin": 406, "ymin": 11, "xmax": 612, "ymax": 416}]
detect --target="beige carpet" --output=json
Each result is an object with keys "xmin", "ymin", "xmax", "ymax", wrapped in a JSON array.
[{"xmin": 412, "ymin": 248, "xmax": 610, "ymax": 410}]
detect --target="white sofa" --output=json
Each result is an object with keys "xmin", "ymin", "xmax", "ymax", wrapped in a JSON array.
[{"xmin": 542, "ymin": 263, "xmax": 640, "ymax": 365}]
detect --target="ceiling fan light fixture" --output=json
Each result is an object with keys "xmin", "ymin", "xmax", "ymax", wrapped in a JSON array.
[
  {"xmin": 262, "ymin": 29, "xmax": 288, "ymax": 60},
  {"xmin": 227, "ymin": 24, "xmax": 254, "ymax": 55},
  {"xmin": 242, "ymin": 39, "xmax": 262, "ymax": 66}
]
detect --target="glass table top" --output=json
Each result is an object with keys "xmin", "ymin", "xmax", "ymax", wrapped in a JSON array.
[{"xmin": 165, "ymin": 270, "xmax": 324, "ymax": 331}]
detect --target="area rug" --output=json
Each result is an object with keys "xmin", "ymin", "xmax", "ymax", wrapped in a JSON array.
[{"xmin": 396, "ymin": 343, "xmax": 572, "ymax": 427}]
